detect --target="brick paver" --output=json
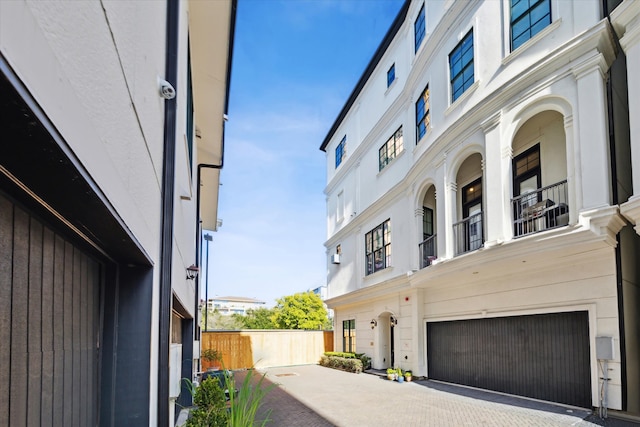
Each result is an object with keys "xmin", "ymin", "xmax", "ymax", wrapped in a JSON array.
[{"xmin": 254, "ymin": 365, "xmax": 639, "ymax": 427}]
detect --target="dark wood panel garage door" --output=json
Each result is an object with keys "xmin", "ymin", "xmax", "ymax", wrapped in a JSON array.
[
  {"xmin": 0, "ymin": 193, "xmax": 101, "ymax": 427},
  {"xmin": 427, "ymin": 311, "xmax": 591, "ymax": 408}
]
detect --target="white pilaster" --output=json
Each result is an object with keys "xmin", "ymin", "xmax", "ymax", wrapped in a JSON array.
[
  {"xmin": 481, "ymin": 112, "xmax": 504, "ymax": 245},
  {"xmin": 572, "ymin": 54, "xmax": 612, "ymax": 210}
]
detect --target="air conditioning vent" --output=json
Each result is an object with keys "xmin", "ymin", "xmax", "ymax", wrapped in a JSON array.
[{"xmin": 331, "ymin": 254, "xmax": 341, "ymax": 264}]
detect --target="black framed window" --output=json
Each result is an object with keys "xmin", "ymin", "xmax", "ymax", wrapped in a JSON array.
[
  {"xmin": 414, "ymin": 4, "xmax": 426, "ymax": 53},
  {"xmin": 416, "ymin": 85, "xmax": 430, "ymax": 141},
  {"xmin": 511, "ymin": 0, "xmax": 551, "ymax": 50},
  {"xmin": 379, "ymin": 127, "xmax": 403, "ymax": 171},
  {"xmin": 342, "ymin": 319, "xmax": 356, "ymax": 353},
  {"xmin": 462, "ymin": 178, "xmax": 482, "ymax": 218},
  {"xmin": 449, "ymin": 30, "xmax": 474, "ymax": 102},
  {"xmin": 387, "ymin": 64, "xmax": 396, "ymax": 87},
  {"xmin": 365, "ymin": 219, "xmax": 391, "ymax": 275},
  {"xmin": 423, "ymin": 207, "xmax": 433, "ymax": 240},
  {"xmin": 335, "ymin": 136, "xmax": 346, "ymax": 168},
  {"xmin": 513, "ymin": 144, "xmax": 541, "ymax": 207}
]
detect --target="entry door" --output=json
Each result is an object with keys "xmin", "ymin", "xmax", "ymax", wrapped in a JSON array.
[
  {"xmin": 390, "ymin": 316, "xmax": 395, "ymax": 367},
  {"xmin": 0, "ymin": 193, "xmax": 102, "ymax": 426}
]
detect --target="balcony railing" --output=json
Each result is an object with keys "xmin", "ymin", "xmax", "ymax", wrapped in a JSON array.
[
  {"xmin": 453, "ymin": 212, "xmax": 483, "ymax": 256},
  {"xmin": 419, "ymin": 234, "xmax": 437, "ymax": 268},
  {"xmin": 512, "ymin": 180, "xmax": 569, "ymax": 238}
]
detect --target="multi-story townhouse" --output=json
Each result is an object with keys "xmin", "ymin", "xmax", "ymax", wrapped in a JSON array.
[
  {"xmin": 322, "ymin": 0, "xmax": 640, "ymax": 416},
  {"xmin": 0, "ymin": 1, "xmax": 235, "ymax": 426}
]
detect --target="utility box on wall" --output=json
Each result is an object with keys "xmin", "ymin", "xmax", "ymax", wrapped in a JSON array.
[
  {"xmin": 596, "ymin": 336, "xmax": 614, "ymax": 360},
  {"xmin": 169, "ymin": 344, "xmax": 183, "ymax": 398}
]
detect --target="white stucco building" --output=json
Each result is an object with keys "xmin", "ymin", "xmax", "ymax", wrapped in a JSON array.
[
  {"xmin": 322, "ymin": 0, "xmax": 640, "ymax": 416},
  {"xmin": 208, "ymin": 296, "xmax": 267, "ymax": 315},
  {"xmin": 0, "ymin": 1, "xmax": 235, "ymax": 426}
]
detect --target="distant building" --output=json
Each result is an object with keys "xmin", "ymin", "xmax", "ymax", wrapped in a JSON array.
[{"xmin": 208, "ymin": 296, "xmax": 266, "ymax": 316}]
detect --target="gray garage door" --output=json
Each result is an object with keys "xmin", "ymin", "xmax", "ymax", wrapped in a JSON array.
[
  {"xmin": 0, "ymin": 193, "xmax": 101, "ymax": 426},
  {"xmin": 427, "ymin": 311, "xmax": 591, "ymax": 408}
]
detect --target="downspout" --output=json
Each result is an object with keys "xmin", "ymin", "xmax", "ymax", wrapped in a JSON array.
[
  {"xmin": 193, "ymin": 0, "xmax": 237, "ymax": 339},
  {"xmin": 158, "ymin": 0, "xmax": 180, "ymax": 425},
  {"xmin": 602, "ymin": 0, "xmax": 627, "ymax": 411}
]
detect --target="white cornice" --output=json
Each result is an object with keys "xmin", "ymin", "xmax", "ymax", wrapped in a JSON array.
[
  {"xmin": 325, "ymin": 273, "xmax": 410, "ymax": 309},
  {"xmin": 620, "ymin": 196, "xmax": 640, "ymax": 235}
]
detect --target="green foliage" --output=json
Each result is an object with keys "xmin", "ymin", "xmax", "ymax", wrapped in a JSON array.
[
  {"xmin": 355, "ymin": 353, "xmax": 372, "ymax": 370},
  {"xmin": 201, "ymin": 308, "xmax": 244, "ymax": 330},
  {"xmin": 185, "ymin": 377, "xmax": 229, "ymax": 427},
  {"xmin": 239, "ymin": 307, "xmax": 277, "ymax": 329},
  {"xmin": 201, "ymin": 348, "xmax": 222, "ymax": 362},
  {"xmin": 323, "ymin": 352, "xmax": 356, "ymax": 359},
  {"xmin": 319, "ymin": 355, "xmax": 363, "ymax": 374},
  {"xmin": 272, "ymin": 291, "xmax": 330, "ymax": 330},
  {"xmin": 226, "ymin": 369, "xmax": 276, "ymax": 427}
]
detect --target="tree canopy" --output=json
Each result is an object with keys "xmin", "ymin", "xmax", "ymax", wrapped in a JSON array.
[
  {"xmin": 272, "ymin": 291, "xmax": 331, "ymax": 330},
  {"xmin": 239, "ymin": 307, "xmax": 277, "ymax": 329}
]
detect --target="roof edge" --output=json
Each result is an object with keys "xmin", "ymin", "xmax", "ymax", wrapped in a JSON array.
[{"xmin": 319, "ymin": 0, "xmax": 411, "ymax": 152}]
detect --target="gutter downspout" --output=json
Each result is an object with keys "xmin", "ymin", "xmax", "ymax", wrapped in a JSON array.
[
  {"xmin": 603, "ymin": 0, "xmax": 627, "ymax": 412},
  {"xmin": 193, "ymin": 0, "xmax": 237, "ymax": 343},
  {"xmin": 158, "ymin": 0, "xmax": 180, "ymax": 425}
]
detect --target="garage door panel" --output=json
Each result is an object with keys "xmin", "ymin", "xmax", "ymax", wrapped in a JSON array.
[
  {"xmin": 0, "ymin": 193, "xmax": 101, "ymax": 426},
  {"xmin": 427, "ymin": 312, "xmax": 591, "ymax": 408}
]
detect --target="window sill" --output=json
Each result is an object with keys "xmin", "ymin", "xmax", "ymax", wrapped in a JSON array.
[
  {"xmin": 385, "ymin": 78, "xmax": 397, "ymax": 95},
  {"xmin": 445, "ymin": 80, "xmax": 479, "ymax": 116},
  {"xmin": 502, "ymin": 19, "xmax": 562, "ymax": 67},
  {"xmin": 377, "ymin": 149, "xmax": 406, "ymax": 176},
  {"xmin": 363, "ymin": 266, "xmax": 393, "ymax": 280},
  {"xmin": 414, "ymin": 126, "xmax": 432, "ymax": 149}
]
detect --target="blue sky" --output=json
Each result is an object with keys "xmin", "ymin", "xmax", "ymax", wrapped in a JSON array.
[{"xmin": 202, "ymin": 0, "xmax": 404, "ymax": 307}]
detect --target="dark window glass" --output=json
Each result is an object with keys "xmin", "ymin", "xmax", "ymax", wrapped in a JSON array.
[
  {"xmin": 449, "ymin": 30, "xmax": 474, "ymax": 102},
  {"xmin": 335, "ymin": 136, "xmax": 346, "ymax": 168},
  {"xmin": 379, "ymin": 127, "xmax": 403, "ymax": 171},
  {"xmin": 365, "ymin": 219, "xmax": 391, "ymax": 275},
  {"xmin": 343, "ymin": 319, "xmax": 356, "ymax": 353},
  {"xmin": 423, "ymin": 207, "xmax": 433, "ymax": 240},
  {"xmin": 387, "ymin": 64, "xmax": 396, "ymax": 87},
  {"xmin": 511, "ymin": 0, "xmax": 551, "ymax": 50},
  {"xmin": 416, "ymin": 85, "xmax": 430, "ymax": 141},
  {"xmin": 414, "ymin": 4, "xmax": 426, "ymax": 52}
]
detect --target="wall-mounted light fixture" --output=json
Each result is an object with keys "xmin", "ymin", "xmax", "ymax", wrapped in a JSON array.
[
  {"xmin": 370, "ymin": 319, "xmax": 377, "ymax": 329},
  {"xmin": 186, "ymin": 264, "xmax": 199, "ymax": 280},
  {"xmin": 390, "ymin": 316, "xmax": 398, "ymax": 327}
]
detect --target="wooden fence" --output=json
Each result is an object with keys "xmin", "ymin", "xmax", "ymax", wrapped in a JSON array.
[{"xmin": 201, "ymin": 330, "xmax": 334, "ymax": 370}]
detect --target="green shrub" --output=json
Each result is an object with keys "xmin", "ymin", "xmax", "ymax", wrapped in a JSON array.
[
  {"xmin": 226, "ymin": 369, "xmax": 276, "ymax": 427},
  {"xmin": 323, "ymin": 351, "xmax": 356, "ymax": 359},
  {"xmin": 185, "ymin": 377, "xmax": 229, "ymax": 427},
  {"xmin": 355, "ymin": 353, "xmax": 371, "ymax": 370},
  {"xmin": 319, "ymin": 355, "xmax": 363, "ymax": 374}
]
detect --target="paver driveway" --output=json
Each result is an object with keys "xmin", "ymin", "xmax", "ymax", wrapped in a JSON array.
[{"xmin": 256, "ymin": 365, "xmax": 638, "ymax": 427}]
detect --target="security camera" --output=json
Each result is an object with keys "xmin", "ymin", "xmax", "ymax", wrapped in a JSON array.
[{"xmin": 158, "ymin": 79, "xmax": 176, "ymax": 100}]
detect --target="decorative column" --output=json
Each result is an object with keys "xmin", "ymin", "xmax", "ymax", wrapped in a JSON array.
[
  {"xmin": 444, "ymin": 180, "xmax": 457, "ymax": 259},
  {"xmin": 572, "ymin": 54, "xmax": 612, "ymax": 210},
  {"xmin": 481, "ymin": 112, "xmax": 505, "ymax": 245},
  {"xmin": 434, "ymin": 156, "xmax": 447, "ymax": 261}
]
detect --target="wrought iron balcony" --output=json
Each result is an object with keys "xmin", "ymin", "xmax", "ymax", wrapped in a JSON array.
[
  {"xmin": 453, "ymin": 212, "xmax": 483, "ymax": 256},
  {"xmin": 419, "ymin": 234, "xmax": 437, "ymax": 268},
  {"xmin": 512, "ymin": 180, "xmax": 568, "ymax": 238}
]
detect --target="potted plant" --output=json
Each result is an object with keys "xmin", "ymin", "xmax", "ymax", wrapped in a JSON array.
[
  {"xmin": 201, "ymin": 348, "xmax": 223, "ymax": 371},
  {"xmin": 404, "ymin": 371, "xmax": 412, "ymax": 382},
  {"xmin": 396, "ymin": 368, "xmax": 404, "ymax": 383},
  {"xmin": 386, "ymin": 368, "xmax": 397, "ymax": 381}
]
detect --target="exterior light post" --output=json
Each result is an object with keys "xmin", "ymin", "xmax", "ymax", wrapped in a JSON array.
[{"xmin": 203, "ymin": 233, "xmax": 213, "ymax": 331}]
